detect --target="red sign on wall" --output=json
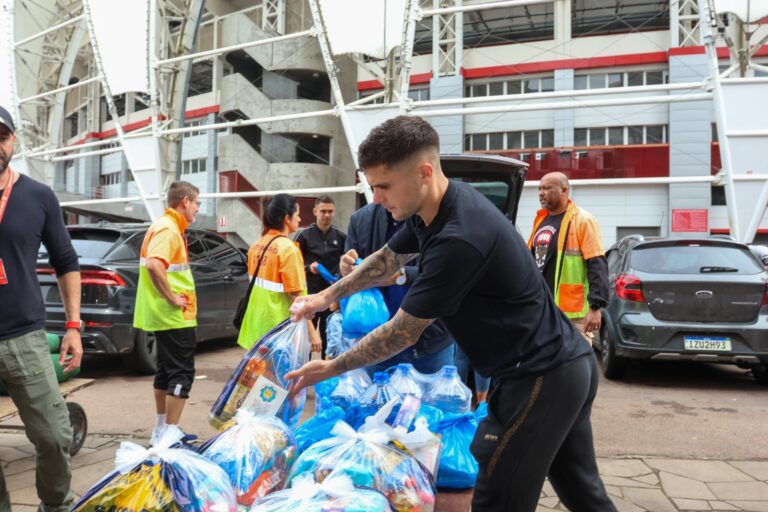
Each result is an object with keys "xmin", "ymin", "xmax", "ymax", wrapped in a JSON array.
[{"xmin": 672, "ymin": 209, "xmax": 708, "ymax": 232}]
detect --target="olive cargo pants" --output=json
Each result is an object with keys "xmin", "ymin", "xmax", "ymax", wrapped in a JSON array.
[{"xmin": 0, "ymin": 329, "xmax": 74, "ymax": 512}]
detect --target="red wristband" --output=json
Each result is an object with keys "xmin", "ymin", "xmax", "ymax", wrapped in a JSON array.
[{"xmin": 65, "ymin": 320, "xmax": 83, "ymax": 332}]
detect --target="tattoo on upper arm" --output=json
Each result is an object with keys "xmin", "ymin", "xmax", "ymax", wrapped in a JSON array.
[
  {"xmin": 333, "ymin": 310, "xmax": 433, "ymax": 373},
  {"xmin": 326, "ymin": 245, "xmax": 418, "ymax": 302}
]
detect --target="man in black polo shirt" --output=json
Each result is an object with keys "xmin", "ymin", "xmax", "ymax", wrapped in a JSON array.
[
  {"xmin": 295, "ymin": 195, "xmax": 346, "ymax": 357},
  {"xmin": 287, "ymin": 116, "xmax": 616, "ymax": 512}
]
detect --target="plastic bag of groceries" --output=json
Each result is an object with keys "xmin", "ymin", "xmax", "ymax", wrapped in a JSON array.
[
  {"xmin": 251, "ymin": 474, "xmax": 390, "ymax": 512},
  {"xmin": 288, "ymin": 421, "xmax": 436, "ymax": 512},
  {"xmin": 433, "ymin": 412, "xmax": 480, "ymax": 489},
  {"xmin": 198, "ymin": 410, "xmax": 297, "ymax": 506},
  {"xmin": 210, "ymin": 319, "xmax": 309, "ymax": 430},
  {"xmin": 294, "ymin": 398, "xmax": 346, "ymax": 453},
  {"xmin": 71, "ymin": 426, "xmax": 236, "ymax": 512}
]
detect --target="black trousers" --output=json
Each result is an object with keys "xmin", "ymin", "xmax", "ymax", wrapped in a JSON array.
[{"xmin": 470, "ymin": 353, "xmax": 616, "ymax": 512}]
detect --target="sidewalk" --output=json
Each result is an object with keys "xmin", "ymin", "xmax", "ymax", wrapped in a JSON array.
[{"xmin": 2, "ymin": 430, "xmax": 767, "ymax": 511}]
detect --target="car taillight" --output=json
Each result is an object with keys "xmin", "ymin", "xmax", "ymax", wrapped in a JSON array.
[
  {"xmin": 763, "ymin": 280, "xmax": 768, "ymax": 306},
  {"xmin": 80, "ymin": 270, "xmax": 126, "ymax": 287},
  {"xmin": 615, "ymin": 274, "xmax": 645, "ymax": 303},
  {"xmin": 36, "ymin": 268, "xmax": 55, "ymax": 276}
]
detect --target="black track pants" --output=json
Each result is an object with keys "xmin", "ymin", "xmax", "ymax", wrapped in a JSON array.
[{"xmin": 470, "ymin": 353, "xmax": 617, "ymax": 512}]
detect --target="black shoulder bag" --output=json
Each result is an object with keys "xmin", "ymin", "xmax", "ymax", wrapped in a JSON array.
[{"xmin": 233, "ymin": 235, "xmax": 284, "ymax": 330}]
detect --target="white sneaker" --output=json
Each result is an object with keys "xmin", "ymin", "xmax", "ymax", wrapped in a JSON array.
[{"xmin": 149, "ymin": 425, "xmax": 166, "ymax": 447}]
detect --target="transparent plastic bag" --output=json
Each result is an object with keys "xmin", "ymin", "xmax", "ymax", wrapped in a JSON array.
[
  {"xmin": 198, "ymin": 410, "xmax": 297, "ymax": 506},
  {"xmin": 251, "ymin": 474, "xmax": 391, "ymax": 512},
  {"xmin": 422, "ymin": 365, "xmax": 472, "ymax": 414},
  {"xmin": 72, "ymin": 426, "xmax": 236, "ymax": 512},
  {"xmin": 210, "ymin": 319, "xmax": 310, "ymax": 430},
  {"xmin": 328, "ymin": 369, "xmax": 371, "ymax": 426},
  {"xmin": 434, "ymin": 412, "xmax": 479, "ymax": 489},
  {"xmin": 326, "ymin": 311, "xmax": 358, "ymax": 359},
  {"xmin": 288, "ymin": 421, "xmax": 436, "ymax": 512},
  {"xmin": 294, "ymin": 399, "xmax": 346, "ymax": 453}
]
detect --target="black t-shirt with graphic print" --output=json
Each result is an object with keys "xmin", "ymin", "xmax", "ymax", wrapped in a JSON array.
[{"xmin": 531, "ymin": 211, "xmax": 565, "ymax": 294}]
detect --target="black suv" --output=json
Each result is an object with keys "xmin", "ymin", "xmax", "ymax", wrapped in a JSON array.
[
  {"xmin": 598, "ymin": 235, "xmax": 768, "ymax": 385},
  {"xmin": 38, "ymin": 224, "xmax": 249, "ymax": 373}
]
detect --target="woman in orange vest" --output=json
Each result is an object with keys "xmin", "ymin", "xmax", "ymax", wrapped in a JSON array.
[{"xmin": 236, "ymin": 194, "xmax": 322, "ymax": 351}]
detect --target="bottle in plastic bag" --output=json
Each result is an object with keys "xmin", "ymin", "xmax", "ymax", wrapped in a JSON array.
[
  {"xmin": 329, "ymin": 370, "xmax": 370, "ymax": 425},
  {"xmin": 423, "ymin": 365, "xmax": 472, "ymax": 414},
  {"xmin": 355, "ymin": 372, "xmax": 401, "ymax": 429},
  {"xmin": 388, "ymin": 363, "xmax": 425, "ymax": 399}
]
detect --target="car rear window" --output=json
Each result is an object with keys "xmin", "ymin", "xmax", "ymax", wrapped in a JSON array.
[
  {"xmin": 448, "ymin": 177, "xmax": 509, "ymax": 211},
  {"xmin": 69, "ymin": 230, "xmax": 121, "ymax": 259},
  {"xmin": 631, "ymin": 244, "xmax": 764, "ymax": 275}
]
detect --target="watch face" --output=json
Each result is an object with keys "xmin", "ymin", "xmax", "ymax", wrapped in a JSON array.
[{"xmin": 395, "ymin": 275, "xmax": 407, "ymax": 286}]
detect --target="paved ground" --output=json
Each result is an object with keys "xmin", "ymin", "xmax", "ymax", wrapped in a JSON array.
[{"xmin": 2, "ymin": 430, "xmax": 768, "ymax": 511}]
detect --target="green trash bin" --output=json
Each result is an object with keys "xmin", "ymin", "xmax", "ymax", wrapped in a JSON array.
[
  {"xmin": 46, "ymin": 332, "xmax": 60, "ymax": 353},
  {"xmin": 51, "ymin": 354, "xmax": 81, "ymax": 382}
]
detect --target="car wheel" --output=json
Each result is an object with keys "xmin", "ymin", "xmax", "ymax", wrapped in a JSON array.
[
  {"xmin": 752, "ymin": 364, "xmax": 768, "ymax": 386},
  {"xmin": 122, "ymin": 330, "xmax": 157, "ymax": 375},
  {"xmin": 67, "ymin": 402, "xmax": 87, "ymax": 456},
  {"xmin": 599, "ymin": 327, "xmax": 627, "ymax": 380}
]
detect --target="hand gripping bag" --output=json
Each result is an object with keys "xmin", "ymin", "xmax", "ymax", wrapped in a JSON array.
[
  {"xmin": 199, "ymin": 410, "xmax": 298, "ymax": 506},
  {"xmin": 210, "ymin": 319, "xmax": 310, "ymax": 430},
  {"xmin": 71, "ymin": 426, "xmax": 236, "ymax": 512}
]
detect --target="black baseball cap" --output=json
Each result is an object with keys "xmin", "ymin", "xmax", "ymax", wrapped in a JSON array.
[{"xmin": 0, "ymin": 106, "xmax": 15, "ymax": 134}]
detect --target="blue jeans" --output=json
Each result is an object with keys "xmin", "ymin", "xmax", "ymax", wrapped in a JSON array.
[
  {"xmin": 366, "ymin": 342, "xmax": 456, "ymax": 377},
  {"xmin": 455, "ymin": 344, "xmax": 491, "ymax": 393}
]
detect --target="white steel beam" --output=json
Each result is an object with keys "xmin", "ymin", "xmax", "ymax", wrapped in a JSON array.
[
  {"xmin": 18, "ymin": 76, "xmax": 98, "ymax": 103},
  {"xmin": 13, "ymin": 14, "xmax": 83, "ymax": 47},
  {"xmin": 155, "ymin": 29, "xmax": 313, "ymax": 66},
  {"xmin": 422, "ymin": 0, "xmax": 551, "ymax": 17}
]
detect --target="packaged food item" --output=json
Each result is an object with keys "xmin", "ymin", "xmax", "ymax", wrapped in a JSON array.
[
  {"xmin": 210, "ymin": 319, "xmax": 309, "ymax": 430},
  {"xmin": 199, "ymin": 410, "xmax": 297, "ymax": 506},
  {"xmin": 433, "ymin": 412, "xmax": 480, "ymax": 489},
  {"xmin": 71, "ymin": 426, "xmax": 236, "ymax": 512},
  {"xmin": 250, "ymin": 474, "xmax": 391, "ymax": 512},
  {"xmin": 288, "ymin": 421, "xmax": 436, "ymax": 512},
  {"xmin": 422, "ymin": 365, "xmax": 472, "ymax": 414}
]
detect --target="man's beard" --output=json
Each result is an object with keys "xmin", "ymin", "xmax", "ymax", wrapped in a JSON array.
[{"xmin": 0, "ymin": 149, "xmax": 10, "ymax": 174}]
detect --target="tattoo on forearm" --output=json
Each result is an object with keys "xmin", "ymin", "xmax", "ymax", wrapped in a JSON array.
[
  {"xmin": 333, "ymin": 311, "xmax": 432, "ymax": 373},
  {"xmin": 326, "ymin": 245, "xmax": 417, "ymax": 302}
]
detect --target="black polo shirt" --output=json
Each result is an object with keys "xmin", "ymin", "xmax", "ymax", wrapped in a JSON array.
[{"xmin": 388, "ymin": 181, "xmax": 591, "ymax": 380}]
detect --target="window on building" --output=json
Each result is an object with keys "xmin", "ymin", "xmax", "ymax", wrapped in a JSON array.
[
  {"xmin": 474, "ymin": 134, "xmax": 488, "ymax": 151},
  {"xmin": 608, "ymin": 126, "xmax": 624, "ymax": 145},
  {"xmin": 590, "ymin": 128, "xmax": 607, "ymax": 146},
  {"xmin": 627, "ymin": 71, "xmax": 644, "ymax": 87},
  {"xmin": 465, "ymin": 75, "xmax": 555, "ymax": 97},
  {"xmin": 507, "ymin": 131, "xmax": 522, "ymax": 149},
  {"xmin": 523, "ymin": 131, "xmax": 539, "ymax": 149},
  {"xmin": 183, "ymin": 118, "xmax": 206, "ymax": 138},
  {"xmin": 488, "ymin": 132, "xmax": 504, "ymax": 150},
  {"xmin": 181, "ymin": 158, "xmax": 207, "ymax": 175},
  {"xmin": 589, "ymin": 74, "xmax": 605, "ymax": 89},
  {"xmin": 711, "ymin": 185, "xmax": 726, "ymax": 205},
  {"xmin": 507, "ymin": 80, "xmax": 523, "ymax": 95},
  {"xmin": 574, "ymin": 75, "xmax": 588, "ymax": 90},
  {"xmin": 575, "ymin": 69, "xmax": 667, "ymax": 90},
  {"xmin": 646, "ymin": 125, "xmax": 665, "ymax": 143},
  {"xmin": 99, "ymin": 172, "xmax": 121, "ymax": 186},
  {"xmin": 540, "ymin": 129, "xmax": 554, "ymax": 148},
  {"xmin": 628, "ymin": 126, "xmax": 644, "ymax": 145},
  {"xmin": 540, "ymin": 77, "xmax": 555, "ymax": 92},
  {"xmin": 646, "ymin": 70, "xmax": 665, "ymax": 85},
  {"xmin": 488, "ymin": 82, "xmax": 504, "ymax": 96},
  {"xmin": 407, "ymin": 87, "xmax": 430, "ymax": 102},
  {"xmin": 574, "ymin": 128, "xmax": 588, "ymax": 146},
  {"xmin": 607, "ymin": 73, "xmax": 624, "ymax": 88}
]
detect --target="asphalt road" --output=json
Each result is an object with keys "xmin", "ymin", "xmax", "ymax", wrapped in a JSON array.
[{"xmin": 3, "ymin": 339, "xmax": 766, "ymax": 460}]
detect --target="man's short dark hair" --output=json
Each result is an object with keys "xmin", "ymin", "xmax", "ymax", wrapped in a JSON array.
[
  {"xmin": 358, "ymin": 116, "xmax": 439, "ymax": 169},
  {"xmin": 315, "ymin": 195, "xmax": 335, "ymax": 207},
  {"xmin": 167, "ymin": 181, "xmax": 200, "ymax": 208}
]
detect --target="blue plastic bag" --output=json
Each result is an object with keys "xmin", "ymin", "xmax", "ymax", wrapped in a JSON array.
[
  {"xmin": 340, "ymin": 288, "xmax": 390, "ymax": 338},
  {"xmin": 434, "ymin": 413, "xmax": 479, "ymax": 489},
  {"xmin": 294, "ymin": 400, "xmax": 346, "ymax": 453}
]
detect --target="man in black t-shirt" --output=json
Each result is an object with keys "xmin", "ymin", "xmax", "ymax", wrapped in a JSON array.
[
  {"xmin": 0, "ymin": 105, "xmax": 82, "ymax": 512},
  {"xmin": 295, "ymin": 195, "xmax": 346, "ymax": 356},
  {"xmin": 286, "ymin": 116, "xmax": 616, "ymax": 512}
]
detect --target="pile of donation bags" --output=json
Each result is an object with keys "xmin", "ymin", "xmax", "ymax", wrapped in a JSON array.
[{"xmin": 77, "ymin": 319, "xmax": 488, "ymax": 511}]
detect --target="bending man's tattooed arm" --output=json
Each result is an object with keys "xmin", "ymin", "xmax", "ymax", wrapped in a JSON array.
[
  {"xmin": 325, "ymin": 244, "xmax": 418, "ymax": 303},
  {"xmin": 332, "ymin": 309, "xmax": 434, "ymax": 373}
]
